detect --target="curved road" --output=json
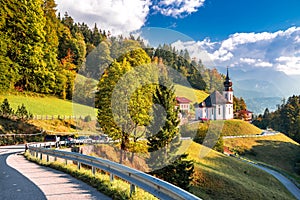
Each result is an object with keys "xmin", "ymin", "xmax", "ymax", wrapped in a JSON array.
[
  {"xmin": 254, "ymin": 164, "xmax": 300, "ymax": 200},
  {"xmin": 235, "ymin": 155, "xmax": 300, "ymax": 200},
  {"xmin": 0, "ymin": 145, "xmax": 111, "ymax": 200}
]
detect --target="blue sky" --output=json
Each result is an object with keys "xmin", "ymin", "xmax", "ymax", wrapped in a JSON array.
[
  {"xmin": 56, "ymin": 0, "xmax": 300, "ymax": 75},
  {"xmin": 146, "ymin": 0, "xmax": 300, "ymax": 41}
]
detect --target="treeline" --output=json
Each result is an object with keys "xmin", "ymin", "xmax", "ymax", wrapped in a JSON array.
[
  {"xmin": 253, "ymin": 95, "xmax": 300, "ymax": 143},
  {"xmin": 0, "ymin": 0, "xmax": 107, "ymax": 99},
  {"xmin": 0, "ymin": 0, "xmax": 227, "ymax": 101}
]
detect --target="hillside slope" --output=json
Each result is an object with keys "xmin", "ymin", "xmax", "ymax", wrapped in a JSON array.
[
  {"xmin": 186, "ymin": 141, "xmax": 295, "ymax": 200},
  {"xmin": 0, "ymin": 94, "xmax": 95, "ymax": 117},
  {"xmin": 224, "ymin": 133, "xmax": 300, "ymax": 179},
  {"xmin": 222, "ymin": 119, "xmax": 262, "ymax": 135}
]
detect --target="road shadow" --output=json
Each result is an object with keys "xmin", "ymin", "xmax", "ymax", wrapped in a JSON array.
[{"xmin": 0, "ymin": 152, "xmax": 47, "ymax": 200}]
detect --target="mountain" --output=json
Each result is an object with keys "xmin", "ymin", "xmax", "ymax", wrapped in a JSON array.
[{"xmin": 216, "ymin": 67, "xmax": 300, "ymax": 114}]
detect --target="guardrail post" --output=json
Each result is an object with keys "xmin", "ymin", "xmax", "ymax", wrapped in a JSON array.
[
  {"xmin": 110, "ymin": 173, "xmax": 114, "ymax": 182},
  {"xmin": 92, "ymin": 166, "xmax": 96, "ymax": 175},
  {"xmin": 54, "ymin": 156, "xmax": 57, "ymax": 161},
  {"xmin": 65, "ymin": 159, "xmax": 67, "ymax": 165},
  {"xmin": 46, "ymin": 155, "xmax": 49, "ymax": 162},
  {"xmin": 40, "ymin": 152, "xmax": 42, "ymax": 160},
  {"xmin": 77, "ymin": 161, "xmax": 81, "ymax": 170},
  {"xmin": 130, "ymin": 184, "xmax": 136, "ymax": 196}
]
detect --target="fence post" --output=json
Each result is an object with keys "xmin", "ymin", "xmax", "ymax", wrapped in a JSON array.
[
  {"xmin": 92, "ymin": 166, "xmax": 96, "ymax": 175},
  {"xmin": 65, "ymin": 159, "xmax": 67, "ymax": 165},
  {"xmin": 130, "ymin": 184, "xmax": 136, "ymax": 196},
  {"xmin": 110, "ymin": 173, "xmax": 114, "ymax": 182}
]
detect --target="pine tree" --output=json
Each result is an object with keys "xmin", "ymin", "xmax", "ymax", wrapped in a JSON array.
[
  {"xmin": 146, "ymin": 77, "xmax": 194, "ymax": 190},
  {"xmin": 0, "ymin": 99, "xmax": 14, "ymax": 118},
  {"xmin": 147, "ymin": 79, "xmax": 180, "ymax": 152}
]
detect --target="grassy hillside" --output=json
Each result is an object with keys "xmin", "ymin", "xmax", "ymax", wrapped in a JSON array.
[
  {"xmin": 186, "ymin": 141, "xmax": 295, "ymax": 200},
  {"xmin": 222, "ymin": 119, "xmax": 262, "ymax": 135},
  {"xmin": 174, "ymin": 84, "xmax": 208, "ymax": 103},
  {"xmin": 0, "ymin": 83, "xmax": 206, "ymax": 117},
  {"xmin": 224, "ymin": 133, "xmax": 300, "ymax": 179},
  {"xmin": 181, "ymin": 119, "xmax": 262, "ymax": 138},
  {"xmin": 0, "ymin": 94, "xmax": 95, "ymax": 117}
]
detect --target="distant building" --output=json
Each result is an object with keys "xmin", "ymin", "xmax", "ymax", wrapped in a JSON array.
[
  {"xmin": 234, "ymin": 109, "xmax": 253, "ymax": 122},
  {"xmin": 195, "ymin": 68, "xmax": 234, "ymax": 120},
  {"xmin": 176, "ymin": 97, "xmax": 192, "ymax": 113}
]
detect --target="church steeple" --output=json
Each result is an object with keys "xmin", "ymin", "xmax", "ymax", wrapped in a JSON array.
[{"xmin": 224, "ymin": 67, "xmax": 233, "ymax": 91}]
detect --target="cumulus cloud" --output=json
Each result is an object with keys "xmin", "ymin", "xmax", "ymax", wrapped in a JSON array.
[
  {"xmin": 152, "ymin": 0, "xmax": 205, "ymax": 17},
  {"xmin": 56, "ymin": 0, "xmax": 151, "ymax": 35},
  {"xmin": 173, "ymin": 27, "xmax": 300, "ymax": 75}
]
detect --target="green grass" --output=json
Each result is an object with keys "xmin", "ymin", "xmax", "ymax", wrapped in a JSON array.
[
  {"xmin": 221, "ymin": 119, "xmax": 262, "ymax": 136},
  {"xmin": 174, "ymin": 84, "xmax": 208, "ymax": 103},
  {"xmin": 224, "ymin": 133, "xmax": 300, "ymax": 182},
  {"xmin": 180, "ymin": 119, "xmax": 262, "ymax": 138},
  {"xmin": 185, "ymin": 141, "xmax": 296, "ymax": 200},
  {"xmin": 0, "ymin": 94, "xmax": 96, "ymax": 117},
  {"xmin": 0, "ymin": 83, "xmax": 206, "ymax": 117}
]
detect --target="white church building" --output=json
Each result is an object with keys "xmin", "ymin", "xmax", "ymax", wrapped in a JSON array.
[{"xmin": 195, "ymin": 68, "xmax": 234, "ymax": 120}]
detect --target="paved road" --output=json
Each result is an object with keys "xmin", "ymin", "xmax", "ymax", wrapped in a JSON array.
[
  {"xmin": 0, "ymin": 145, "xmax": 111, "ymax": 200},
  {"xmin": 235, "ymin": 155, "xmax": 300, "ymax": 200},
  {"xmin": 254, "ymin": 164, "xmax": 300, "ymax": 200}
]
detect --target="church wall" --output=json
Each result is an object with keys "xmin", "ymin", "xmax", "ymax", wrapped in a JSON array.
[
  {"xmin": 215, "ymin": 104, "xmax": 224, "ymax": 120},
  {"xmin": 224, "ymin": 103, "xmax": 234, "ymax": 119}
]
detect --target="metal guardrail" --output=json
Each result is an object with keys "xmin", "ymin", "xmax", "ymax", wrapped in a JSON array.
[{"xmin": 28, "ymin": 142, "xmax": 201, "ymax": 200}]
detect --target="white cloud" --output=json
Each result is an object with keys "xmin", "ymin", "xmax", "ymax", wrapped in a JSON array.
[
  {"xmin": 173, "ymin": 27, "xmax": 300, "ymax": 75},
  {"xmin": 56, "ymin": 0, "xmax": 151, "ymax": 35},
  {"xmin": 152, "ymin": 0, "xmax": 205, "ymax": 17}
]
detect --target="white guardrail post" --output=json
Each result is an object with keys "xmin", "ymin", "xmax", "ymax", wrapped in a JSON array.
[{"xmin": 28, "ymin": 142, "xmax": 201, "ymax": 200}]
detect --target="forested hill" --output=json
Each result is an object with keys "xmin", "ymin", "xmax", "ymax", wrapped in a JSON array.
[
  {"xmin": 252, "ymin": 95, "xmax": 300, "ymax": 143},
  {"xmin": 0, "ymin": 0, "xmax": 225, "ymax": 99}
]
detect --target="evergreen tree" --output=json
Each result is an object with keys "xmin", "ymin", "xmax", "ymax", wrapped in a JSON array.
[
  {"xmin": 146, "ymin": 76, "xmax": 194, "ymax": 190},
  {"xmin": 0, "ymin": 99, "xmax": 14, "ymax": 118},
  {"xmin": 15, "ymin": 104, "xmax": 32, "ymax": 120},
  {"xmin": 149, "ymin": 154, "xmax": 194, "ymax": 190},
  {"xmin": 147, "ymin": 79, "xmax": 180, "ymax": 152}
]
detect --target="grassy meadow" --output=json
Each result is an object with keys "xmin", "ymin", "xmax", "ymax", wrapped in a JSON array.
[
  {"xmin": 0, "ymin": 94, "xmax": 96, "ymax": 117},
  {"xmin": 224, "ymin": 133, "xmax": 300, "ymax": 180},
  {"xmin": 174, "ymin": 84, "xmax": 208, "ymax": 103},
  {"xmin": 185, "ymin": 141, "xmax": 295, "ymax": 200},
  {"xmin": 222, "ymin": 119, "xmax": 262, "ymax": 135}
]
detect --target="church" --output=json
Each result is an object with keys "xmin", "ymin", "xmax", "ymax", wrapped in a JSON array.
[{"xmin": 195, "ymin": 68, "xmax": 234, "ymax": 120}]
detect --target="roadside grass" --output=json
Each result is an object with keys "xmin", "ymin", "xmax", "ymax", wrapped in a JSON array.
[
  {"xmin": 24, "ymin": 152, "xmax": 157, "ymax": 200},
  {"xmin": 185, "ymin": 141, "xmax": 296, "ymax": 200},
  {"xmin": 24, "ymin": 140, "xmax": 296, "ymax": 200},
  {"xmin": 223, "ymin": 133, "xmax": 300, "ymax": 182}
]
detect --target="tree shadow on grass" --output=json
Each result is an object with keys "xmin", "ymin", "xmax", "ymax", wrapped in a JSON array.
[{"xmin": 244, "ymin": 140, "xmax": 300, "ymax": 175}]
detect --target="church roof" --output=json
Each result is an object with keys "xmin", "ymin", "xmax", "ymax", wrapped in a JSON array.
[{"xmin": 198, "ymin": 91, "xmax": 228, "ymax": 107}]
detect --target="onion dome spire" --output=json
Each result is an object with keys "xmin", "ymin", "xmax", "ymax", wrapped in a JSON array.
[{"xmin": 224, "ymin": 66, "xmax": 233, "ymax": 91}]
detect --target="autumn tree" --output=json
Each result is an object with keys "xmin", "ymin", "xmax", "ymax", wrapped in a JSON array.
[{"xmin": 96, "ymin": 45, "xmax": 153, "ymax": 162}]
